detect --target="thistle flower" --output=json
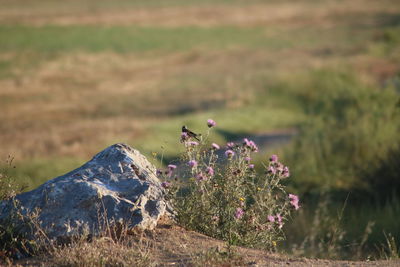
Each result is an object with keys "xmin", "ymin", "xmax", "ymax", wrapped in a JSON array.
[
  {"xmin": 188, "ymin": 160, "xmax": 198, "ymax": 168},
  {"xmin": 211, "ymin": 143, "xmax": 220, "ymax": 150},
  {"xmin": 276, "ymin": 214, "xmax": 284, "ymax": 229},
  {"xmin": 187, "ymin": 141, "xmax": 199, "ymax": 146},
  {"xmin": 282, "ymin": 166, "xmax": 290, "ymax": 178},
  {"xmin": 268, "ymin": 166, "xmax": 276, "ymax": 175},
  {"xmin": 226, "ymin": 142, "xmax": 235, "ymax": 149},
  {"xmin": 243, "ymin": 138, "xmax": 258, "ymax": 152},
  {"xmin": 248, "ymin": 164, "xmax": 255, "ymax": 169},
  {"xmin": 249, "ymin": 141, "xmax": 258, "ymax": 152},
  {"xmin": 276, "ymin": 163, "xmax": 284, "ymax": 172},
  {"xmin": 161, "ymin": 181, "xmax": 171, "ymax": 188},
  {"xmin": 244, "ymin": 157, "xmax": 251, "ymax": 163},
  {"xmin": 206, "ymin": 166, "xmax": 214, "ymax": 176},
  {"xmin": 225, "ymin": 150, "xmax": 235, "ymax": 158},
  {"xmin": 195, "ymin": 172, "xmax": 205, "ymax": 181},
  {"xmin": 180, "ymin": 132, "xmax": 189, "ymax": 142},
  {"xmin": 235, "ymin": 207, "xmax": 244, "ymax": 219},
  {"xmin": 207, "ymin": 119, "xmax": 216, "ymax": 128},
  {"xmin": 168, "ymin": 164, "xmax": 177, "ymax": 171},
  {"xmin": 289, "ymin": 194, "xmax": 300, "ymax": 210},
  {"xmin": 270, "ymin": 154, "xmax": 278, "ymax": 162},
  {"xmin": 267, "ymin": 215, "xmax": 275, "ymax": 223}
]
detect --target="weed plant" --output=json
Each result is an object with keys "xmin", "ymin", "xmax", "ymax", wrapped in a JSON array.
[{"xmin": 158, "ymin": 120, "xmax": 300, "ymax": 250}]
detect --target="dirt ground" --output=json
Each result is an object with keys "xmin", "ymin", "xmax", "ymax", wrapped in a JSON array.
[
  {"xmin": 141, "ymin": 220, "xmax": 400, "ymax": 267},
  {"xmin": 13, "ymin": 218, "xmax": 399, "ymax": 267}
]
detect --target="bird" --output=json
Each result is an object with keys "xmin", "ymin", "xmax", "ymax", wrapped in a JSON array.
[{"xmin": 182, "ymin": 126, "xmax": 201, "ymax": 141}]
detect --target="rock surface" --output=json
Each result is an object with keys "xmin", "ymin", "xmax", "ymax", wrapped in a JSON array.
[{"xmin": 0, "ymin": 143, "xmax": 169, "ymax": 241}]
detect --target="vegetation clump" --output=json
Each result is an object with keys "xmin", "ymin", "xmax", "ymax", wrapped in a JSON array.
[{"xmin": 157, "ymin": 120, "xmax": 300, "ymax": 250}]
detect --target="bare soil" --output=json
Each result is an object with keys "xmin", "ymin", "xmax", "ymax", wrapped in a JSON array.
[{"xmin": 140, "ymin": 220, "xmax": 400, "ymax": 266}]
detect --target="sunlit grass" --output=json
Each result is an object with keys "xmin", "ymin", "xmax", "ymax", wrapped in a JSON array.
[{"xmin": 2, "ymin": 157, "xmax": 84, "ymax": 191}]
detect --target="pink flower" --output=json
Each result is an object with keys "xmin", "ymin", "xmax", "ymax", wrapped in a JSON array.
[
  {"xmin": 207, "ymin": 119, "xmax": 217, "ymax": 128},
  {"xmin": 268, "ymin": 166, "xmax": 276, "ymax": 175},
  {"xmin": 188, "ymin": 160, "xmax": 198, "ymax": 168},
  {"xmin": 270, "ymin": 154, "xmax": 278, "ymax": 162},
  {"xmin": 225, "ymin": 150, "xmax": 235, "ymax": 158},
  {"xmin": 187, "ymin": 141, "xmax": 198, "ymax": 146},
  {"xmin": 180, "ymin": 132, "xmax": 189, "ymax": 142},
  {"xmin": 282, "ymin": 166, "xmax": 290, "ymax": 178},
  {"xmin": 234, "ymin": 208, "xmax": 244, "ymax": 219},
  {"xmin": 244, "ymin": 157, "xmax": 251, "ymax": 162},
  {"xmin": 267, "ymin": 215, "xmax": 275, "ymax": 223},
  {"xmin": 243, "ymin": 138, "xmax": 258, "ymax": 152},
  {"xmin": 289, "ymin": 194, "xmax": 300, "ymax": 210},
  {"xmin": 226, "ymin": 142, "xmax": 235, "ymax": 149},
  {"xmin": 248, "ymin": 164, "xmax": 255, "ymax": 169},
  {"xmin": 168, "ymin": 164, "xmax": 177, "ymax": 171},
  {"xmin": 206, "ymin": 166, "xmax": 214, "ymax": 176},
  {"xmin": 195, "ymin": 172, "xmax": 206, "ymax": 181},
  {"xmin": 276, "ymin": 214, "xmax": 284, "ymax": 229},
  {"xmin": 211, "ymin": 143, "xmax": 220, "ymax": 150},
  {"xmin": 161, "ymin": 181, "xmax": 171, "ymax": 188}
]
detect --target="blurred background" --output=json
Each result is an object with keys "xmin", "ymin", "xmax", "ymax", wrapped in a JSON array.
[{"xmin": 0, "ymin": 0, "xmax": 399, "ymax": 260}]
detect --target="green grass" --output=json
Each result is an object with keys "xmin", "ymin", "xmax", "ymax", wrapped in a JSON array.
[
  {"xmin": 0, "ymin": 25, "xmax": 285, "ymax": 54},
  {"xmin": 1, "ymin": 0, "xmax": 400, "ymax": 260},
  {"xmin": 0, "ymin": 23, "xmax": 382, "ymax": 54},
  {"xmin": 2, "ymin": 158, "xmax": 84, "ymax": 191}
]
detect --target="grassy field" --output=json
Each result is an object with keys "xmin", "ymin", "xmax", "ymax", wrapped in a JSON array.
[{"xmin": 1, "ymin": 0, "xmax": 399, "ymax": 260}]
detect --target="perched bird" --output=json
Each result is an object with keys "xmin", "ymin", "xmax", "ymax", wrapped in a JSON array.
[{"xmin": 182, "ymin": 126, "xmax": 201, "ymax": 141}]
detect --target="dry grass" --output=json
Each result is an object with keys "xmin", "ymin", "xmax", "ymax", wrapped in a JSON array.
[
  {"xmin": 0, "ymin": 0, "xmax": 398, "ymax": 27},
  {"xmin": 2, "ymin": 47, "xmax": 397, "ymax": 160},
  {"xmin": 0, "ymin": 0, "xmax": 398, "ymax": 180},
  {"xmin": 10, "ymin": 219, "xmax": 400, "ymax": 266}
]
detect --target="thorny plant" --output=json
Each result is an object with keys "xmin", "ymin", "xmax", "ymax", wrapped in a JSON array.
[
  {"xmin": 157, "ymin": 119, "xmax": 300, "ymax": 250},
  {"xmin": 0, "ymin": 157, "xmax": 39, "ymax": 262}
]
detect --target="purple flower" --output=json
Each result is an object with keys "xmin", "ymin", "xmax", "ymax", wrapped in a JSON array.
[
  {"xmin": 250, "ymin": 142, "xmax": 258, "ymax": 152},
  {"xmin": 226, "ymin": 142, "xmax": 235, "ymax": 149},
  {"xmin": 225, "ymin": 150, "xmax": 235, "ymax": 158},
  {"xmin": 243, "ymin": 138, "xmax": 250, "ymax": 146},
  {"xmin": 248, "ymin": 164, "xmax": 255, "ymax": 169},
  {"xmin": 268, "ymin": 166, "xmax": 276, "ymax": 175},
  {"xmin": 168, "ymin": 164, "xmax": 177, "ymax": 171},
  {"xmin": 267, "ymin": 215, "xmax": 275, "ymax": 223},
  {"xmin": 180, "ymin": 132, "xmax": 189, "ymax": 142},
  {"xmin": 282, "ymin": 166, "xmax": 290, "ymax": 178},
  {"xmin": 156, "ymin": 169, "xmax": 163, "ymax": 176},
  {"xmin": 207, "ymin": 119, "xmax": 217, "ymax": 128},
  {"xmin": 234, "ymin": 207, "xmax": 244, "ymax": 219},
  {"xmin": 161, "ymin": 181, "xmax": 171, "ymax": 188},
  {"xmin": 187, "ymin": 141, "xmax": 199, "ymax": 146},
  {"xmin": 270, "ymin": 154, "xmax": 278, "ymax": 162},
  {"xmin": 289, "ymin": 194, "xmax": 300, "ymax": 210},
  {"xmin": 211, "ymin": 143, "xmax": 220, "ymax": 150},
  {"xmin": 276, "ymin": 214, "xmax": 283, "ymax": 229},
  {"xmin": 206, "ymin": 166, "xmax": 214, "ymax": 176},
  {"xmin": 188, "ymin": 160, "xmax": 198, "ymax": 168},
  {"xmin": 195, "ymin": 172, "xmax": 206, "ymax": 181},
  {"xmin": 244, "ymin": 157, "xmax": 251, "ymax": 163},
  {"xmin": 243, "ymin": 138, "xmax": 258, "ymax": 152}
]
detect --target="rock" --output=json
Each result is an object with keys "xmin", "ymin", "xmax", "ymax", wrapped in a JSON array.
[{"xmin": 0, "ymin": 143, "xmax": 169, "ymax": 241}]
